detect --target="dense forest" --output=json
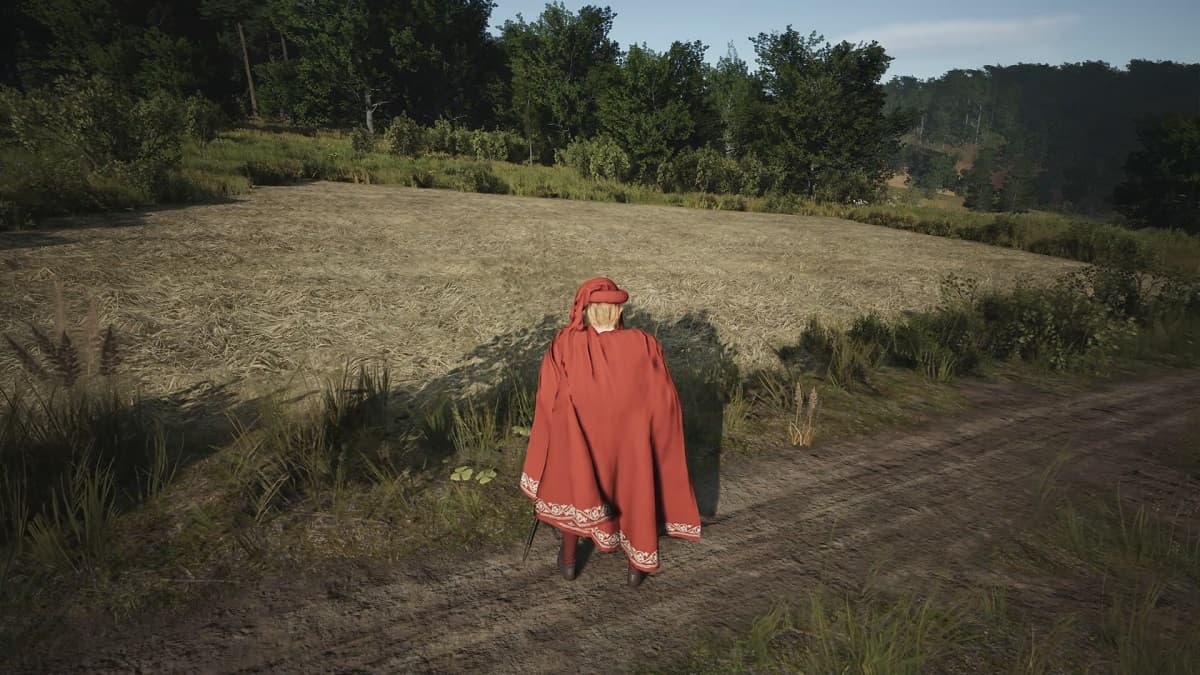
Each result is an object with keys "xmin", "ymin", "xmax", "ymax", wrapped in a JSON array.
[
  {"xmin": 1, "ymin": 0, "xmax": 1198, "ymax": 230},
  {"xmin": 886, "ymin": 63, "xmax": 1200, "ymax": 217}
]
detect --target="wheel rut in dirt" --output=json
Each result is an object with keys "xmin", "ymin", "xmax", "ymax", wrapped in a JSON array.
[{"xmin": 25, "ymin": 372, "xmax": 1200, "ymax": 674}]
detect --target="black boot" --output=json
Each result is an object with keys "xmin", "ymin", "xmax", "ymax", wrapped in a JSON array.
[{"xmin": 627, "ymin": 566, "xmax": 645, "ymax": 589}]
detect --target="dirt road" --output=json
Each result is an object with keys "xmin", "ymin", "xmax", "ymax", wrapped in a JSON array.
[{"xmin": 21, "ymin": 372, "xmax": 1200, "ymax": 674}]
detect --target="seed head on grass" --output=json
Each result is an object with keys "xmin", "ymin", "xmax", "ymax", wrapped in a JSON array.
[{"xmin": 788, "ymin": 380, "xmax": 821, "ymax": 448}]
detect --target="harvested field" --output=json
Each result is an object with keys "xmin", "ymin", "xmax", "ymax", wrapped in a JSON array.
[{"xmin": 0, "ymin": 182, "xmax": 1078, "ymax": 395}]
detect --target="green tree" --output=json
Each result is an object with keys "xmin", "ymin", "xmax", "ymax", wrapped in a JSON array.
[
  {"xmin": 270, "ymin": 0, "xmax": 394, "ymax": 131},
  {"xmin": 16, "ymin": 0, "xmax": 205, "ymax": 97},
  {"xmin": 903, "ymin": 146, "xmax": 958, "ymax": 193},
  {"xmin": 201, "ymin": 0, "xmax": 274, "ymax": 117},
  {"xmin": 501, "ymin": 3, "xmax": 619, "ymax": 161},
  {"xmin": 265, "ymin": 0, "xmax": 502, "ymax": 130},
  {"xmin": 708, "ymin": 44, "xmax": 760, "ymax": 157},
  {"xmin": 961, "ymin": 147, "xmax": 999, "ymax": 211},
  {"xmin": 597, "ymin": 41, "xmax": 718, "ymax": 181},
  {"xmin": 1113, "ymin": 114, "xmax": 1200, "ymax": 234},
  {"xmin": 750, "ymin": 28, "xmax": 906, "ymax": 201}
]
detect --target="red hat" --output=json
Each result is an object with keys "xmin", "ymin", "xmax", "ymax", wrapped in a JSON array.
[{"xmin": 568, "ymin": 277, "xmax": 629, "ymax": 330}]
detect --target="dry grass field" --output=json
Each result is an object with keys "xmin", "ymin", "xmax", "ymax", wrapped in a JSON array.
[{"xmin": 0, "ymin": 181, "xmax": 1079, "ymax": 396}]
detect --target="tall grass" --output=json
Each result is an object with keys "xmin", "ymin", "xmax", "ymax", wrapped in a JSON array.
[
  {"xmin": 783, "ymin": 263, "xmax": 1199, "ymax": 392},
  {"xmin": 0, "ymin": 379, "xmax": 176, "ymax": 580}
]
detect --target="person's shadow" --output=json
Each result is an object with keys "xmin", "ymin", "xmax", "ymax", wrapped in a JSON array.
[
  {"xmin": 410, "ymin": 307, "xmax": 734, "ymax": 558},
  {"xmin": 629, "ymin": 309, "xmax": 732, "ymax": 522}
]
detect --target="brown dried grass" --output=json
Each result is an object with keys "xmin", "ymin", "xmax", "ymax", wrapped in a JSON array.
[{"xmin": 0, "ymin": 182, "xmax": 1080, "ymax": 397}]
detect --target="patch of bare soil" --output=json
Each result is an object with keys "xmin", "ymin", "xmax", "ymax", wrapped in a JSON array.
[{"xmin": 14, "ymin": 371, "xmax": 1200, "ymax": 674}]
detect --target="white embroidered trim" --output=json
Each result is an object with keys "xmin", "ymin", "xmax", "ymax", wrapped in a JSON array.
[
  {"xmin": 520, "ymin": 472, "xmax": 540, "ymax": 498},
  {"xmin": 522, "ymin": 477, "xmax": 701, "ymax": 571},
  {"xmin": 593, "ymin": 529, "xmax": 658, "ymax": 569},
  {"xmin": 666, "ymin": 522, "xmax": 701, "ymax": 538},
  {"xmin": 530, "ymin": 496, "xmax": 662, "ymax": 570},
  {"xmin": 534, "ymin": 499, "xmax": 614, "ymax": 529}
]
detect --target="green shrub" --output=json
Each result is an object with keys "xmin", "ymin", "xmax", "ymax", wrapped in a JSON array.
[
  {"xmin": 467, "ymin": 129, "xmax": 519, "ymax": 162},
  {"xmin": 902, "ymin": 146, "xmax": 959, "ymax": 192},
  {"xmin": 183, "ymin": 97, "xmax": 226, "ymax": 144},
  {"xmin": 1030, "ymin": 221, "xmax": 1148, "ymax": 270},
  {"xmin": 976, "ymin": 285, "xmax": 1133, "ymax": 370},
  {"xmin": 656, "ymin": 146, "xmax": 756, "ymax": 195},
  {"xmin": 738, "ymin": 153, "xmax": 787, "ymax": 197},
  {"xmin": 693, "ymin": 146, "xmax": 742, "ymax": 194},
  {"xmin": 848, "ymin": 312, "xmax": 893, "ymax": 349},
  {"xmin": 557, "ymin": 136, "xmax": 630, "ymax": 182},
  {"xmin": 891, "ymin": 307, "xmax": 984, "ymax": 380},
  {"xmin": 425, "ymin": 118, "xmax": 459, "ymax": 155},
  {"xmin": 787, "ymin": 318, "xmax": 882, "ymax": 388},
  {"xmin": 780, "ymin": 266, "xmax": 1153, "ymax": 382},
  {"xmin": 1, "ymin": 76, "xmax": 188, "ymax": 217},
  {"xmin": 717, "ymin": 194, "xmax": 746, "ymax": 211},
  {"xmin": 383, "ymin": 113, "xmax": 424, "ymax": 157},
  {"xmin": 350, "ymin": 127, "xmax": 374, "ymax": 158},
  {"xmin": 961, "ymin": 215, "xmax": 1034, "ymax": 248},
  {"xmin": 656, "ymin": 150, "xmax": 699, "ymax": 193}
]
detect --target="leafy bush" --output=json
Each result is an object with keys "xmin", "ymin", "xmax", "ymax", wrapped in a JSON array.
[
  {"xmin": 1, "ymin": 76, "xmax": 189, "ymax": 216},
  {"xmin": 891, "ymin": 307, "xmax": 984, "ymax": 380},
  {"xmin": 902, "ymin": 146, "xmax": 959, "ymax": 192},
  {"xmin": 350, "ymin": 127, "xmax": 374, "ymax": 158},
  {"xmin": 0, "ymin": 199, "xmax": 33, "ymax": 230},
  {"xmin": 961, "ymin": 216, "xmax": 1035, "ymax": 248},
  {"xmin": 1029, "ymin": 222, "xmax": 1148, "ymax": 270},
  {"xmin": 655, "ymin": 150, "xmax": 700, "ymax": 193},
  {"xmin": 425, "ymin": 118, "xmax": 460, "ymax": 155},
  {"xmin": 557, "ymin": 136, "xmax": 631, "ymax": 182},
  {"xmin": 717, "ymin": 194, "xmax": 747, "ymax": 211},
  {"xmin": 693, "ymin": 146, "xmax": 742, "ymax": 194},
  {"xmin": 785, "ymin": 318, "xmax": 884, "ymax": 388},
  {"xmin": 183, "ymin": 97, "xmax": 226, "ymax": 144},
  {"xmin": 738, "ymin": 153, "xmax": 786, "ymax": 197},
  {"xmin": 383, "ymin": 113, "xmax": 424, "ymax": 156},
  {"xmin": 466, "ymin": 129, "xmax": 520, "ymax": 162},
  {"xmin": 976, "ymin": 285, "xmax": 1133, "ymax": 370},
  {"xmin": 781, "ymin": 266, "xmax": 1154, "ymax": 382}
]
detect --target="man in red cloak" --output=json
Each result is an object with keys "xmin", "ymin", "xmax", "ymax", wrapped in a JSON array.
[{"xmin": 520, "ymin": 277, "xmax": 702, "ymax": 588}]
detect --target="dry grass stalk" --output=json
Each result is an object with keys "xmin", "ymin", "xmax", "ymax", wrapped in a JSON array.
[
  {"xmin": 788, "ymin": 380, "xmax": 820, "ymax": 447},
  {"xmin": 52, "ymin": 280, "xmax": 67, "ymax": 339},
  {"xmin": 99, "ymin": 326, "xmax": 120, "ymax": 377},
  {"xmin": 3, "ymin": 284, "xmax": 120, "ymax": 386},
  {"xmin": 3, "ymin": 333, "xmax": 48, "ymax": 381},
  {"xmin": 83, "ymin": 297, "xmax": 100, "ymax": 376}
]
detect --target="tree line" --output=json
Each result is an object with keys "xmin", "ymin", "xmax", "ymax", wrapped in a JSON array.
[
  {"xmin": 1, "ymin": 0, "xmax": 1197, "ymax": 229},
  {"xmin": 0, "ymin": 0, "xmax": 905, "ymax": 203}
]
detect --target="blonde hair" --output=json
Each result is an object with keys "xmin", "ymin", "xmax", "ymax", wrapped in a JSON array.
[{"xmin": 585, "ymin": 302, "xmax": 623, "ymax": 330}]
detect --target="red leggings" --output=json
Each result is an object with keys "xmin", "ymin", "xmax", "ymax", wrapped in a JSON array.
[{"xmin": 560, "ymin": 531, "xmax": 578, "ymax": 565}]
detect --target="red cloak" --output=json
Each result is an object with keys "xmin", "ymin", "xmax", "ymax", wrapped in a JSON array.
[{"xmin": 520, "ymin": 278, "xmax": 701, "ymax": 572}]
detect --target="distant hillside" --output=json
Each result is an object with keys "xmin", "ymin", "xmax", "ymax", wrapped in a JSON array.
[{"xmin": 885, "ymin": 61, "xmax": 1200, "ymax": 214}]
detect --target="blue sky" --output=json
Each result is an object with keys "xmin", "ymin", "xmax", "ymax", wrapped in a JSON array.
[{"xmin": 490, "ymin": 0, "xmax": 1200, "ymax": 80}]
